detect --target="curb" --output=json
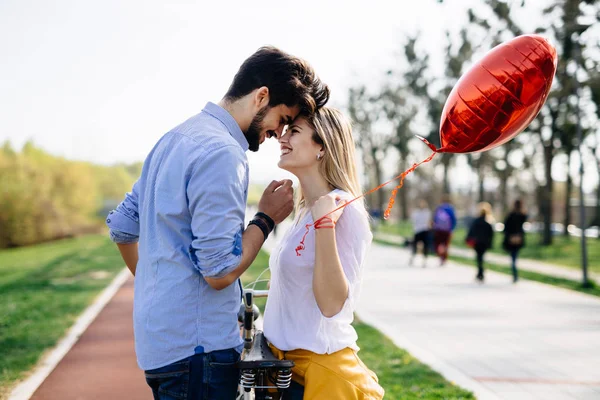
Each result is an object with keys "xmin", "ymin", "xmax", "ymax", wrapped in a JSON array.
[{"xmin": 8, "ymin": 268, "xmax": 131, "ymax": 400}]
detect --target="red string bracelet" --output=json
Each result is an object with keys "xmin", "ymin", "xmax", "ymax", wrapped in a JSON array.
[
  {"xmin": 314, "ymin": 216, "xmax": 335, "ymax": 230},
  {"xmin": 295, "ymin": 216, "xmax": 336, "ymax": 256}
]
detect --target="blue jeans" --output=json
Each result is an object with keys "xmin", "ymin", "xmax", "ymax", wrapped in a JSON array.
[
  {"xmin": 144, "ymin": 348, "xmax": 240, "ymax": 400},
  {"xmin": 510, "ymin": 249, "xmax": 519, "ymax": 281}
]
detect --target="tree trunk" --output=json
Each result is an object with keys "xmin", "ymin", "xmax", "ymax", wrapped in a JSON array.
[
  {"xmin": 595, "ymin": 158, "xmax": 600, "ymax": 233},
  {"xmin": 563, "ymin": 152, "xmax": 572, "ymax": 237},
  {"xmin": 371, "ymin": 147, "xmax": 385, "ymax": 215},
  {"xmin": 360, "ymin": 150, "xmax": 374, "ymax": 210},
  {"xmin": 499, "ymin": 169, "xmax": 508, "ymax": 215},
  {"xmin": 541, "ymin": 144, "xmax": 554, "ymax": 245},
  {"xmin": 442, "ymin": 153, "xmax": 451, "ymax": 194},
  {"xmin": 500, "ymin": 148, "xmax": 512, "ymax": 214},
  {"xmin": 399, "ymin": 157, "xmax": 409, "ymax": 220},
  {"xmin": 478, "ymin": 166, "xmax": 485, "ymax": 203}
]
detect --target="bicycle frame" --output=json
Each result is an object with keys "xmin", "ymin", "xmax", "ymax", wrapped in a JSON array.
[
  {"xmin": 242, "ymin": 289, "xmax": 268, "ymax": 358},
  {"xmin": 237, "ymin": 289, "xmax": 294, "ymax": 400}
]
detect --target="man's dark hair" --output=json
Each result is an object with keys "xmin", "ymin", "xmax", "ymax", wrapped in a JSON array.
[
  {"xmin": 514, "ymin": 199, "xmax": 522, "ymax": 211},
  {"xmin": 224, "ymin": 46, "xmax": 330, "ymax": 115}
]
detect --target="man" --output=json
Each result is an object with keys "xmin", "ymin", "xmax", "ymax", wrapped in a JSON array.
[
  {"xmin": 409, "ymin": 199, "xmax": 432, "ymax": 268},
  {"xmin": 432, "ymin": 194, "xmax": 457, "ymax": 266},
  {"xmin": 106, "ymin": 46, "xmax": 329, "ymax": 399}
]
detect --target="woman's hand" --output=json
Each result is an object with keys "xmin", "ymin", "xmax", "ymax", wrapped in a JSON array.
[{"xmin": 311, "ymin": 193, "xmax": 347, "ymax": 224}]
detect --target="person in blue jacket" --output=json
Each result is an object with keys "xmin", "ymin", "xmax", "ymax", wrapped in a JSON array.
[{"xmin": 432, "ymin": 194, "xmax": 457, "ymax": 266}]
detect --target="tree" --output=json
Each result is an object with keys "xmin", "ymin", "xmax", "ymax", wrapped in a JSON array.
[
  {"xmin": 0, "ymin": 141, "xmax": 139, "ymax": 248},
  {"xmin": 347, "ymin": 86, "xmax": 392, "ymax": 215},
  {"xmin": 471, "ymin": 0, "xmax": 599, "ymax": 244},
  {"xmin": 379, "ymin": 36, "xmax": 424, "ymax": 220},
  {"xmin": 428, "ymin": 29, "xmax": 474, "ymax": 194}
]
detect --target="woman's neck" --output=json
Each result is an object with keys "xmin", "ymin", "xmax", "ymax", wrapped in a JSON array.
[{"xmin": 297, "ymin": 171, "xmax": 333, "ymax": 208}]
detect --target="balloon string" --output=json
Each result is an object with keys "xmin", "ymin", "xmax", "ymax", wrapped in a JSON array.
[
  {"xmin": 295, "ymin": 149, "xmax": 438, "ymax": 256},
  {"xmin": 383, "ymin": 151, "xmax": 437, "ymax": 219}
]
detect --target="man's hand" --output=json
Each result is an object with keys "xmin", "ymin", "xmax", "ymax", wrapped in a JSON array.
[{"xmin": 257, "ymin": 180, "xmax": 294, "ymax": 224}]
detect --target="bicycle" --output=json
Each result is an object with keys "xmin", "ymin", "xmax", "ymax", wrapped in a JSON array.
[{"xmin": 236, "ymin": 287, "xmax": 296, "ymax": 400}]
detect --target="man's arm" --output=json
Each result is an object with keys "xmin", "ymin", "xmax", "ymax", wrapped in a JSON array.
[
  {"xmin": 187, "ymin": 143, "xmax": 294, "ymax": 290},
  {"xmin": 203, "ymin": 180, "xmax": 294, "ymax": 290},
  {"xmin": 203, "ymin": 223, "xmax": 265, "ymax": 290},
  {"xmin": 117, "ymin": 243, "xmax": 139, "ymax": 275},
  {"xmin": 107, "ymin": 180, "xmax": 141, "ymax": 275}
]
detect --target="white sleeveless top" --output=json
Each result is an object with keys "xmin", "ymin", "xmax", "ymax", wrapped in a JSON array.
[{"xmin": 263, "ymin": 190, "xmax": 373, "ymax": 354}]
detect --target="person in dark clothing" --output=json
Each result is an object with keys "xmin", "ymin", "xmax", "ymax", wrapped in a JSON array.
[
  {"xmin": 503, "ymin": 200, "xmax": 527, "ymax": 283},
  {"xmin": 466, "ymin": 202, "xmax": 494, "ymax": 283}
]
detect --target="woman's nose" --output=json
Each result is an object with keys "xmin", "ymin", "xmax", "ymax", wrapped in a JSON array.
[
  {"xmin": 277, "ymin": 129, "xmax": 289, "ymax": 142},
  {"xmin": 274, "ymin": 125, "xmax": 285, "ymax": 138}
]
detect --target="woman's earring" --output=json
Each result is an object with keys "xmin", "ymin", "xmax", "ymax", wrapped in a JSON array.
[{"xmin": 316, "ymin": 154, "xmax": 322, "ymax": 160}]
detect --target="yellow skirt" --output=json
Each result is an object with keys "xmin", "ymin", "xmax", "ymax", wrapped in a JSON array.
[{"xmin": 269, "ymin": 344, "xmax": 384, "ymax": 400}]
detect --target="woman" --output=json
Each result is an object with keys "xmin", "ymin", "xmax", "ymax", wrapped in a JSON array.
[
  {"xmin": 466, "ymin": 202, "xmax": 494, "ymax": 283},
  {"xmin": 263, "ymin": 108, "xmax": 384, "ymax": 399},
  {"xmin": 503, "ymin": 200, "xmax": 527, "ymax": 283}
]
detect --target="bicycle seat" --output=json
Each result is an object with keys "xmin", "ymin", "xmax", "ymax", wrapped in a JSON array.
[
  {"xmin": 237, "ymin": 331, "xmax": 294, "ymax": 369},
  {"xmin": 238, "ymin": 302, "xmax": 260, "ymax": 323}
]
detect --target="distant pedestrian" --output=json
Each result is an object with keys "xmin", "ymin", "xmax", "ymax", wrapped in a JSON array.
[
  {"xmin": 433, "ymin": 194, "xmax": 457, "ymax": 266},
  {"xmin": 503, "ymin": 200, "xmax": 527, "ymax": 283},
  {"xmin": 466, "ymin": 202, "xmax": 494, "ymax": 283},
  {"xmin": 409, "ymin": 199, "xmax": 432, "ymax": 268}
]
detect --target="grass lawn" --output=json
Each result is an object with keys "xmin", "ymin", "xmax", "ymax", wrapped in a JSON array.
[
  {"xmin": 0, "ymin": 235, "xmax": 126, "ymax": 398},
  {"xmin": 241, "ymin": 250, "xmax": 475, "ymax": 399},
  {"xmin": 378, "ymin": 221, "xmax": 600, "ymax": 272}
]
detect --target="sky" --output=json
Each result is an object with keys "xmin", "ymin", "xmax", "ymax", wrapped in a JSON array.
[{"xmin": 1, "ymin": 0, "xmax": 597, "ymax": 190}]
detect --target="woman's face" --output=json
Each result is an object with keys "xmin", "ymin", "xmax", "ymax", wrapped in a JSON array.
[{"xmin": 277, "ymin": 116, "xmax": 323, "ymax": 173}]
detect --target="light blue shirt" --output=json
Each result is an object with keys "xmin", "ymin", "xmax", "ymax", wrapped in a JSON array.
[{"xmin": 106, "ymin": 102, "xmax": 248, "ymax": 370}]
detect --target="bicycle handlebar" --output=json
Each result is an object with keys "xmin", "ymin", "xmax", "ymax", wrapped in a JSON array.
[{"xmin": 244, "ymin": 289, "xmax": 268, "ymax": 298}]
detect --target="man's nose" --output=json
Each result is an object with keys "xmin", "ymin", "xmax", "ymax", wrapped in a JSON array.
[{"xmin": 273, "ymin": 124, "xmax": 285, "ymax": 139}]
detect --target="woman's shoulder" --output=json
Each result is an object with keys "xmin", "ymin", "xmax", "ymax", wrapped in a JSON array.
[
  {"xmin": 332, "ymin": 190, "xmax": 370, "ymax": 228},
  {"xmin": 333, "ymin": 189, "xmax": 368, "ymax": 215}
]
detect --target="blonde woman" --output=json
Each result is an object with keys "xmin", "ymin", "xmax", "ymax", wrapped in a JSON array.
[
  {"xmin": 466, "ymin": 202, "xmax": 495, "ymax": 283},
  {"xmin": 262, "ymin": 108, "xmax": 384, "ymax": 399}
]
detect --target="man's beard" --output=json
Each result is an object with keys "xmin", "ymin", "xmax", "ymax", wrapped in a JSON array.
[{"xmin": 246, "ymin": 106, "xmax": 269, "ymax": 152}]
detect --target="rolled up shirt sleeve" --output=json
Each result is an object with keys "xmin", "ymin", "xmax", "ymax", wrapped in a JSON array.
[
  {"xmin": 186, "ymin": 145, "xmax": 247, "ymax": 279},
  {"xmin": 109, "ymin": 229, "xmax": 139, "ymax": 244},
  {"xmin": 107, "ymin": 179, "xmax": 141, "ymax": 243}
]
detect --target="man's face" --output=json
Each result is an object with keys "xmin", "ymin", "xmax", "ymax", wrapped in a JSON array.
[{"xmin": 246, "ymin": 104, "xmax": 300, "ymax": 152}]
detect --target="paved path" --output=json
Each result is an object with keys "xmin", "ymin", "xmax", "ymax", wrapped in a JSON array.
[
  {"xmin": 356, "ymin": 243, "xmax": 600, "ymax": 400},
  {"xmin": 375, "ymin": 232, "xmax": 599, "ymax": 282},
  {"xmin": 26, "ymin": 277, "xmax": 151, "ymax": 400}
]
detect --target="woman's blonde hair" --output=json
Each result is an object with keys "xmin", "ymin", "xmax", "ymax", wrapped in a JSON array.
[
  {"xmin": 297, "ymin": 107, "xmax": 364, "ymax": 211},
  {"xmin": 478, "ymin": 202, "xmax": 494, "ymax": 223}
]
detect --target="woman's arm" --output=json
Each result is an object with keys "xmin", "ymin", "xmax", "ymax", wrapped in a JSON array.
[
  {"xmin": 313, "ymin": 227, "xmax": 349, "ymax": 317},
  {"xmin": 311, "ymin": 194, "xmax": 349, "ymax": 318}
]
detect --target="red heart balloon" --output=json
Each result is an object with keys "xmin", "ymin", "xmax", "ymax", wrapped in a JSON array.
[
  {"xmin": 307, "ymin": 35, "xmax": 558, "ymax": 225},
  {"xmin": 433, "ymin": 34, "xmax": 557, "ymax": 153}
]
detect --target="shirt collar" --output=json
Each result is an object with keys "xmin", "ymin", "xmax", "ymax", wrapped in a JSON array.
[{"xmin": 202, "ymin": 102, "xmax": 249, "ymax": 152}]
